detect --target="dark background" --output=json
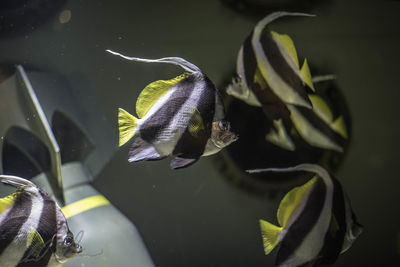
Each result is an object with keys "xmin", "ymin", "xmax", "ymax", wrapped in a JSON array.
[{"xmin": 0, "ymin": 0, "xmax": 399, "ymax": 266}]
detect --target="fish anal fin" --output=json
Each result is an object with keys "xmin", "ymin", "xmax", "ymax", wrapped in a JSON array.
[
  {"xmin": 271, "ymin": 31, "xmax": 299, "ymax": 68},
  {"xmin": 136, "ymin": 74, "xmax": 188, "ymax": 118},
  {"xmin": 277, "ymin": 176, "xmax": 318, "ymax": 227},
  {"xmin": 118, "ymin": 108, "xmax": 138, "ymax": 147},
  {"xmin": 300, "ymin": 59, "xmax": 315, "ymax": 92},
  {"xmin": 188, "ymin": 108, "xmax": 205, "ymax": 138},
  {"xmin": 331, "ymin": 116, "xmax": 348, "ymax": 139},
  {"xmin": 259, "ymin": 219, "xmax": 283, "ymax": 255},
  {"xmin": 128, "ymin": 137, "xmax": 165, "ymax": 162},
  {"xmin": 170, "ymin": 156, "xmax": 198, "ymax": 169},
  {"xmin": 27, "ymin": 227, "xmax": 45, "ymax": 258}
]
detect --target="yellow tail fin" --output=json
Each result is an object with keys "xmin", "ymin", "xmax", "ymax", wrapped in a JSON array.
[
  {"xmin": 118, "ymin": 108, "xmax": 138, "ymax": 146},
  {"xmin": 259, "ymin": 219, "xmax": 283, "ymax": 255}
]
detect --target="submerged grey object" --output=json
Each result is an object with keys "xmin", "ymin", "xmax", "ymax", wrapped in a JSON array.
[{"xmin": 0, "ymin": 66, "xmax": 155, "ymax": 267}]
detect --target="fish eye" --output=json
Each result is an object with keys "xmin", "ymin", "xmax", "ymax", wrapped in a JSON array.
[
  {"xmin": 218, "ymin": 121, "xmax": 229, "ymax": 131},
  {"xmin": 233, "ymin": 75, "xmax": 241, "ymax": 84},
  {"xmin": 64, "ymin": 236, "xmax": 73, "ymax": 246}
]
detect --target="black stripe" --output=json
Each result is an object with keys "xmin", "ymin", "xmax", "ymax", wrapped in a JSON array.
[
  {"xmin": 259, "ymin": 28, "xmax": 311, "ymax": 105},
  {"xmin": 242, "ymin": 33, "xmax": 258, "ymax": 90},
  {"xmin": 17, "ymin": 190, "xmax": 57, "ymax": 266},
  {"xmin": 295, "ymin": 106, "xmax": 346, "ymax": 148},
  {"xmin": 140, "ymin": 74, "xmax": 197, "ymax": 143},
  {"xmin": 0, "ymin": 191, "xmax": 32, "ymax": 255},
  {"xmin": 243, "ymin": 32, "xmax": 291, "ymax": 122},
  {"xmin": 276, "ymin": 178, "xmax": 327, "ymax": 266},
  {"xmin": 172, "ymin": 75, "xmax": 216, "ymax": 158},
  {"xmin": 314, "ymin": 176, "xmax": 346, "ymax": 265}
]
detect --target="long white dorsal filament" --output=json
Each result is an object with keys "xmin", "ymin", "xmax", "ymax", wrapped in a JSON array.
[
  {"xmin": 0, "ymin": 174, "xmax": 37, "ymax": 189},
  {"xmin": 106, "ymin": 49, "xmax": 201, "ymax": 73}
]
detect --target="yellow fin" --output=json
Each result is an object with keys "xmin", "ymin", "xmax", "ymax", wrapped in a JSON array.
[
  {"xmin": 27, "ymin": 227, "xmax": 45, "ymax": 258},
  {"xmin": 0, "ymin": 193, "xmax": 16, "ymax": 214},
  {"xmin": 265, "ymin": 119, "xmax": 295, "ymax": 151},
  {"xmin": 309, "ymin": 94, "xmax": 333, "ymax": 124},
  {"xmin": 271, "ymin": 31, "xmax": 299, "ymax": 68},
  {"xmin": 329, "ymin": 214, "xmax": 340, "ymax": 238},
  {"xmin": 331, "ymin": 116, "xmax": 348, "ymax": 139},
  {"xmin": 188, "ymin": 108, "xmax": 205, "ymax": 138},
  {"xmin": 136, "ymin": 74, "xmax": 188, "ymax": 118},
  {"xmin": 277, "ymin": 176, "xmax": 318, "ymax": 227},
  {"xmin": 118, "ymin": 108, "xmax": 138, "ymax": 146},
  {"xmin": 259, "ymin": 219, "xmax": 283, "ymax": 255},
  {"xmin": 253, "ymin": 68, "xmax": 268, "ymax": 90},
  {"xmin": 301, "ymin": 59, "xmax": 315, "ymax": 91}
]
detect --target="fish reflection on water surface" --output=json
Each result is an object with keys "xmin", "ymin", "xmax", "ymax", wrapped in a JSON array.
[
  {"xmin": 248, "ymin": 164, "xmax": 362, "ymax": 267},
  {"xmin": 107, "ymin": 49, "xmax": 238, "ymax": 169},
  {"xmin": 0, "ymin": 175, "xmax": 82, "ymax": 267}
]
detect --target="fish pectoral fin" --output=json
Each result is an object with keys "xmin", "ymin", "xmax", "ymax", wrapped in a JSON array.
[
  {"xmin": 259, "ymin": 219, "xmax": 283, "ymax": 255},
  {"xmin": 188, "ymin": 108, "xmax": 205, "ymax": 138},
  {"xmin": 265, "ymin": 119, "xmax": 296, "ymax": 151},
  {"xmin": 277, "ymin": 176, "xmax": 319, "ymax": 228},
  {"xmin": 128, "ymin": 137, "xmax": 165, "ymax": 162},
  {"xmin": 300, "ymin": 59, "xmax": 315, "ymax": 92},
  {"xmin": 118, "ymin": 108, "xmax": 138, "ymax": 147},
  {"xmin": 27, "ymin": 227, "xmax": 45, "ymax": 258},
  {"xmin": 170, "ymin": 156, "xmax": 198, "ymax": 169},
  {"xmin": 136, "ymin": 74, "xmax": 189, "ymax": 118}
]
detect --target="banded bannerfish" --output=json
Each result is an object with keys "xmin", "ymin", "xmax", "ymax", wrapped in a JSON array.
[
  {"xmin": 226, "ymin": 11, "xmax": 316, "ymax": 119},
  {"xmin": 0, "ymin": 175, "xmax": 82, "ymax": 267},
  {"xmin": 247, "ymin": 164, "xmax": 362, "ymax": 266},
  {"xmin": 226, "ymin": 12, "xmax": 347, "ymax": 151},
  {"xmin": 106, "ymin": 49, "xmax": 238, "ymax": 169},
  {"xmin": 265, "ymin": 76, "xmax": 348, "ymax": 152}
]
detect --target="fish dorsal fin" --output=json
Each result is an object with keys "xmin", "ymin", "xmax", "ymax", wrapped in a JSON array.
[
  {"xmin": 271, "ymin": 31, "xmax": 299, "ymax": 68},
  {"xmin": 259, "ymin": 219, "xmax": 283, "ymax": 255},
  {"xmin": 188, "ymin": 108, "xmax": 205, "ymax": 138},
  {"xmin": 300, "ymin": 59, "xmax": 315, "ymax": 92},
  {"xmin": 277, "ymin": 176, "xmax": 318, "ymax": 228},
  {"xmin": 309, "ymin": 94, "xmax": 333, "ymax": 124},
  {"xmin": 136, "ymin": 74, "xmax": 188, "ymax": 118},
  {"xmin": 0, "ymin": 193, "xmax": 17, "ymax": 214},
  {"xmin": 27, "ymin": 227, "xmax": 45, "ymax": 258},
  {"xmin": 331, "ymin": 116, "xmax": 348, "ymax": 139}
]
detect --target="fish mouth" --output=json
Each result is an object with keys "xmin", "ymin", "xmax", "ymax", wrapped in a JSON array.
[{"xmin": 75, "ymin": 244, "xmax": 83, "ymax": 254}]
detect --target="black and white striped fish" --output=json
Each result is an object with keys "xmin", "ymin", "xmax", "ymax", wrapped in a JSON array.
[
  {"xmin": 248, "ymin": 164, "xmax": 362, "ymax": 267},
  {"xmin": 226, "ymin": 12, "xmax": 347, "ymax": 152},
  {"xmin": 265, "ymin": 76, "xmax": 348, "ymax": 152},
  {"xmin": 107, "ymin": 50, "xmax": 238, "ymax": 169},
  {"xmin": 0, "ymin": 175, "xmax": 82, "ymax": 267},
  {"xmin": 226, "ymin": 11, "xmax": 316, "ymax": 121}
]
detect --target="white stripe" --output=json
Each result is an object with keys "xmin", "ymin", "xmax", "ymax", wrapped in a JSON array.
[
  {"xmin": 136, "ymin": 84, "xmax": 178, "ymax": 130},
  {"xmin": 251, "ymin": 12, "xmax": 314, "ymax": 108},
  {"xmin": 280, "ymin": 164, "xmax": 334, "ymax": 267},
  {"xmin": 0, "ymin": 188, "xmax": 44, "ymax": 266},
  {"xmin": 154, "ymin": 74, "xmax": 205, "ymax": 155}
]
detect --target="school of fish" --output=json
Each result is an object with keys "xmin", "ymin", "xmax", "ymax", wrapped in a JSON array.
[{"xmin": 0, "ymin": 10, "xmax": 362, "ymax": 267}]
